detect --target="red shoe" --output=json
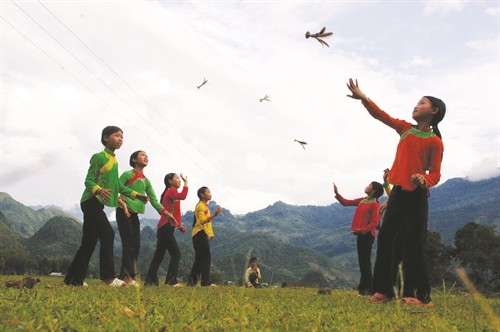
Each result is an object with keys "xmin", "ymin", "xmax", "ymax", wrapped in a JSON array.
[
  {"xmin": 401, "ymin": 297, "xmax": 433, "ymax": 307},
  {"xmin": 369, "ymin": 292, "xmax": 392, "ymax": 303}
]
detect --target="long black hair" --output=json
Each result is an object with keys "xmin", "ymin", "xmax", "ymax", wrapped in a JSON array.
[
  {"xmin": 159, "ymin": 173, "xmax": 176, "ymax": 203},
  {"xmin": 424, "ymin": 96, "xmax": 446, "ymax": 140}
]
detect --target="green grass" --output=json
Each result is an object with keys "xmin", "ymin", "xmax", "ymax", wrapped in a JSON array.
[{"xmin": 0, "ymin": 276, "xmax": 499, "ymax": 331}]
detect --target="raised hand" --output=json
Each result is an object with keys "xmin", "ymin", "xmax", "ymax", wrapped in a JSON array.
[
  {"xmin": 383, "ymin": 168, "xmax": 390, "ymax": 183},
  {"xmin": 180, "ymin": 173, "xmax": 188, "ymax": 186},
  {"xmin": 332, "ymin": 182, "xmax": 339, "ymax": 196},
  {"xmin": 346, "ymin": 78, "xmax": 367, "ymax": 101}
]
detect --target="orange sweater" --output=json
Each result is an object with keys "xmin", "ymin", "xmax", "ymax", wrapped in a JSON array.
[{"xmin": 362, "ymin": 99, "xmax": 443, "ymax": 191}]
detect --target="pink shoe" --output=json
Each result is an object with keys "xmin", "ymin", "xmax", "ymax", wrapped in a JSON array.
[
  {"xmin": 369, "ymin": 292, "xmax": 392, "ymax": 303},
  {"xmin": 401, "ymin": 297, "xmax": 433, "ymax": 307}
]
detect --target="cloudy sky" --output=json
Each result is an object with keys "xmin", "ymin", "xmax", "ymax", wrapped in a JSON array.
[{"xmin": 1, "ymin": 1, "xmax": 499, "ymax": 218}]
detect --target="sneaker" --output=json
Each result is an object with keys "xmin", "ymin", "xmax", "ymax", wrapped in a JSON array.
[
  {"xmin": 105, "ymin": 278, "xmax": 126, "ymax": 287},
  {"xmin": 401, "ymin": 297, "xmax": 433, "ymax": 307},
  {"xmin": 172, "ymin": 283, "xmax": 184, "ymax": 288},
  {"xmin": 82, "ymin": 282, "xmax": 89, "ymax": 288},
  {"xmin": 369, "ymin": 292, "xmax": 391, "ymax": 303}
]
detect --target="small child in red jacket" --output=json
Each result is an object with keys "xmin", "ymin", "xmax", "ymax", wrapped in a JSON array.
[{"xmin": 333, "ymin": 181, "xmax": 384, "ymax": 296}]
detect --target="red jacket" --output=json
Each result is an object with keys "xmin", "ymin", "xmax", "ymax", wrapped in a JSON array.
[
  {"xmin": 363, "ymin": 99, "xmax": 443, "ymax": 191},
  {"xmin": 157, "ymin": 186, "xmax": 188, "ymax": 228},
  {"xmin": 335, "ymin": 194, "xmax": 380, "ymax": 237}
]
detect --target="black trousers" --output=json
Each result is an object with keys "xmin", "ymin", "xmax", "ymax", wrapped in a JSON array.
[
  {"xmin": 189, "ymin": 230, "xmax": 211, "ymax": 286},
  {"xmin": 372, "ymin": 186, "xmax": 431, "ymax": 301},
  {"xmin": 356, "ymin": 232, "xmax": 375, "ymax": 295},
  {"xmin": 144, "ymin": 224, "xmax": 181, "ymax": 285},
  {"xmin": 116, "ymin": 208, "xmax": 140, "ymax": 280},
  {"xmin": 64, "ymin": 197, "xmax": 116, "ymax": 285}
]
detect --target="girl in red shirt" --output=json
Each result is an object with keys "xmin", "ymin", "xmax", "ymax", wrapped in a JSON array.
[
  {"xmin": 144, "ymin": 173, "xmax": 188, "ymax": 286},
  {"xmin": 333, "ymin": 181, "xmax": 383, "ymax": 296},
  {"xmin": 347, "ymin": 78, "xmax": 445, "ymax": 306}
]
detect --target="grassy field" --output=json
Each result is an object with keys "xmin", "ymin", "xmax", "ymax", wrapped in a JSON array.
[{"xmin": 0, "ymin": 276, "xmax": 499, "ymax": 331}]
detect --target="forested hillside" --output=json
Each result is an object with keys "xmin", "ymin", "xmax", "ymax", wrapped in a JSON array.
[{"xmin": 0, "ymin": 176, "xmax": 498, "ymax": 286}]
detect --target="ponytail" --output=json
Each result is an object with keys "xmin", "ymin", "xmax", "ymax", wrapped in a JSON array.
[
  {"xmin": 432, "ymin": 123, "xmax": 442, "ymax": 140},
  {"xmin": 425, "ymin": 96, "xmax": 446, "ymax": 140},
  {"xmin": 160, "ymin": 173, "xmax": 176, "ymax": 203}
]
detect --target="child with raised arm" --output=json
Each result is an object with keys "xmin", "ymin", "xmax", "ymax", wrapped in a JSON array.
[
  {"xmin": 347, "ymin": 78, "xmax": 446, "ymax": 306},
  {"xmin": 116, "ymin": 151, "xmax": 176, "ymax": 286},
  {"xmin": 333, "ymin": 181, "xmax": 383, "ymax": 296},
  {"xmin": 64, "ymin": 126, "xmax": 148, "ymax": 287},
  {"xmin": 144, "ymin": 173, "xmax": 188, "ymax": 286},
  {"xmin": 188, "ymin": 186, "xmax": 222, "ymax": 287}
]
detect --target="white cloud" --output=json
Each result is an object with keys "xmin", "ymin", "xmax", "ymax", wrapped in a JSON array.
[
  {"xmin": 400, "ymin": 55, "xmax": 435, "ymax": 68},
  {"xmin": 1, "ymin": 1, "xmax": 498, "ymax": 215},
  {"xmin": 484, "ymin": 6, "xmax": 500, "ymax": 16},
  {"xmin": 422, "ymin": 0, "xmax": 468, "ymax": 16},
  {"xmin": 465, "ymin": 156, "xmax": 500, "ymax": 181}
]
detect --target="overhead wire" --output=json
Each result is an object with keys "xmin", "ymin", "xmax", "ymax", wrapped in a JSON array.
[
  {"xmin": 7, "ymin": 0, "xmax": 255, "ymax": 209},
  {"xmin": 0, "ymin": 15, "xmax": 177, "ymax": 163},
  {"xmin": 37, "ymin": 0, "xmax": 250, "ymax": 191},
  {"xmin": 36, "ymin": 0, "xmax": 243, "ymax": 190}
]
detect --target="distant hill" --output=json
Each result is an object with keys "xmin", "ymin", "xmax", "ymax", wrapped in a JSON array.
[
  {"xmin": 24, "ymin": 215, "xmax": 83, "ymax": 257},
  {"xmin": 1, "ymin": 176, "xmax": 498, "ymax": 284},
  {"xmin": 428, "ymin": 176, "xmax": 500, "ymax": 242},
  {"xmin": 0, "ymin": 210, "xmax": 29, "ymax": 274},
  {"xmin": 0, "ymin": 192, "xmax": 75, "ymax": 238}
]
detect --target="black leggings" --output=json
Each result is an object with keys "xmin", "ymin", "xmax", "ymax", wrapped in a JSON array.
[
  {"xmin": 64, "ymin": 197, "xmax": 116, "ymax": 285},
  {"xmin": 189, "ymin": 230, "xmax": 211, "ymax": 286},
  {"xmin": 144, "ymin": 224, "xmax": 181, "ymax": 285},
  {"xmin": 356, "ymin": 232, "xmax": 375, "ymax": 295},
  {"xmin": 116, "ymin": 208, "xmax": 140, "ymax": 280},
  {"xmin": 372, "ymin": 186, "xmax": 431, "ymax": 301}
]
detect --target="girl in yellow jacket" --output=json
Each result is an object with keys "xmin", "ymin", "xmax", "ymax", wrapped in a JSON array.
[{"xmin": 188, "ymin": 186, "xmax": 222, "ymax": 286}]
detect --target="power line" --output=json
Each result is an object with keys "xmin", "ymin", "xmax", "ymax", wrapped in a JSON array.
[
  {"xmin": 4, "ymin": 2, "xmax": 255, "ymax": 209},
  {"xmin": 35, "ymin": 0, "xmax": 247, "ymax": 194},
  {"xmin": 10, "ymin": 1, "xmax": 227, "ymax": 185},
  {"xmin": 0, "ymin": 15, "xmax": 181, "ymax": 159}
]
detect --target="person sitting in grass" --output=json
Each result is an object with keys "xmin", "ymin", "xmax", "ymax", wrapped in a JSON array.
[{"xmin": 245, "ymin": 257, "xmax": 262, "ymax": 288}]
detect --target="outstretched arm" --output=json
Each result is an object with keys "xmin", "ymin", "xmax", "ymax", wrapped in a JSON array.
[{"xmin": 346, "ymin": 78, "xmax": 409, "ymax": 133}]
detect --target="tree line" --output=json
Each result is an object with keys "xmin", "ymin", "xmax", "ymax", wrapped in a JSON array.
[{"xmin": 1, "ymin": 221, "xmax": 498, "ymax": 292}]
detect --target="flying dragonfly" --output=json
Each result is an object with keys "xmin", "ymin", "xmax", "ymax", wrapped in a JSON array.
[
  {"xmin": 260, "ymin": 94, "xmax": 270, "ymax": 102},
  {"xmin": 197, "ymin": 78, "xmax": 208, "ymax": 89},
  {"xmin": 294, "ymin": 139, "xmax": 307, "ymax": 150},
  {"xmin": 305, "ymin": 27, "xmax": 333, "ymax": 48}
]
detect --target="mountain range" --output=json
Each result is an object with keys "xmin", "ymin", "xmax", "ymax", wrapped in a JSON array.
[{"xmin": 0, "ymin": 175, "xmax": 498, "ymax": 286}]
